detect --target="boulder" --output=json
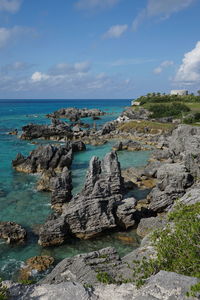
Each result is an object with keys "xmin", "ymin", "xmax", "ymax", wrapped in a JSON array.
[
  {"xmin": 148, "ymin": 163, "xmax": 194, "ymax": 212},
  {"xmin": 115, "ymin": 197, "xmax": 138, "ymax": 229},
  {"xmin": 38, "ymin": 216, "xmax": 69, "ymax": 247},
  {"xmin": 137, "ymin": 216, "xmax": 167, "ymax": 238},
  {"xmin": 112, "ymin": 140, "xmax": 145, "ymax": 151},
  {"xmin": 0, "ymin": 222, "xmax": 26, "ymax": 244}
]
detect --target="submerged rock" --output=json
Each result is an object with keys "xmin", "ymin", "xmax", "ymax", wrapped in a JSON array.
[
  {"xmin": 19, "ymin": 256, "xmax": 54, "ymax": 281},
  {"xmin": 0, "ymin": 222, "xmax": 26, "ymax": 244}
]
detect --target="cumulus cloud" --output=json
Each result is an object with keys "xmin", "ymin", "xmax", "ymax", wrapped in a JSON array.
[
  {"xmin": 31, "ymin": 72, "xmax": 50, "ymax": 82},
  {"xmin": 103, "ymin": 24, "xmax": 128, "ymax": 39},
  {"xmin": 132, "ymin": 0, "xmax": 195, "ymax": 31},
  {"xmin": 0, "ymin": 0, "xmax": 22, "ymax": 13},
  {"xmin": 154, "ymin": 60, "xmax": 174, "ymax": 74},
  {"xmin": 175, "ymin": 41, "xmax": 200, "ymax": 84},
  {"xmin": 0, "ymin": 26, "xmax": 33, "ymax": 49},
  {"xmin": 75, "ymin": 0, "xmax": 119, "ymax": 10}
]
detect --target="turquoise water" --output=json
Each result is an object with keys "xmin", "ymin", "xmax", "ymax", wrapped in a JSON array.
[{"xmin": 0, "ymin": 99, "xmax": 151, "ymax": 280}]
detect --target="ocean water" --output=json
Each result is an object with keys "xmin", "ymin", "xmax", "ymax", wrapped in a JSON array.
[{"xmin": 0, "ymin": 99, "xmax": 151, "ymax": 280}]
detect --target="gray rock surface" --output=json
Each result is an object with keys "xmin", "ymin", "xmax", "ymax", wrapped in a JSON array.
[
  {"xmin": 47, "ymin": 107, "xmax": 105, "ymax": 120},
  {"xmin": 148, "ymin": 163, "xmax": 193, "ymax": 212},
  {"xmin": 115, "ymin": 197, "xmax": 138, "ymax": 229},
  {"xmin": 112, "ymin": 140, "xmax": 145, "ymax": 151},
  {"xmin": 137, "ymin": 216, "xmax": 166, "ymax": 237},
  {"xmin": 12, "ymin": 143, "xmax": 73, "ymax": 174},
  {"xmin": 41, "ymin": 247, "xmax": 122, "ymax": 285}
]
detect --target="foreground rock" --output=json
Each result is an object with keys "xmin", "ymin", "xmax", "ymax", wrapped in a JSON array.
[
  {"xmin": 4, "ymin": 270, "xmax": 199, "ymax": 299},
  {"xmin": 47, "ymin": 107, "xmax": 106, "ymax": 121},
  {"xmin": 41, "ymin": 247, "xmax": 123, "ymax": 285},
  {"xmin": 137, "ymin": 216, "xmax": 167, "ymax": 237},
  {"xmin": 0, "ymin": 222, "xmax": 26, "ymax": 244}
]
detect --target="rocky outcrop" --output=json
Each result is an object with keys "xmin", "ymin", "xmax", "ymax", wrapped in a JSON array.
[
  {"xmin": 47, "ymin": 107, "xmax": 106, "ymax": 120},
  {"xmin": 148, "ymin": 163, "xmax": 193, "ymax": 212},
  {"xmin": 38, "ymin": 215, "xmax": 68, "ymax": 247},
  {"xmin": 115, "ymin": 197, "xmax": 138, "ymax": 229},
  {"xmin": 51, "ymin": 167, "xmax": 72, "ymax": 211},
  {"xmin": 112, "ymin": 140, "xmax": 147, "ymax": 151},
  {"xmin": 20, "ymin": 119, "xmax": 73, "ymax": 140},
  {"xmin": 41, "ymin": 247, "xmax": 123, "ymax": 285},
  {"xmin": 120, "ymin": 107, "xmax": 151, "ymax": 121},
  {"xmin": 12, "ymin": 143, "xmax": 73, "ymax": 174},
  {"xmin": 38, "ymin": 151, "xmax": 130, "ymax": 246},
  {"xmin": 101, "ymin": 121, "xmax": 116, "ymax": 135},
  {"xmin": 0, "ymin": 222, "xmax": 26, "ymax": 244},
  {"xmin": 62, "ymin": 151, "xmax": 124, "ymax": 239}
]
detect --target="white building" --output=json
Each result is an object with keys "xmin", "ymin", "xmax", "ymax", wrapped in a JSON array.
[{"xmin": 170, "ymin": 90, "xmax": 188, "ymax": 96}]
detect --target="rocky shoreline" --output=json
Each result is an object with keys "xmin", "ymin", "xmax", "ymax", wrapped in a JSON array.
[{"xmin": 1, "ymin": 105, "xmax": 200, "ymax": 299}]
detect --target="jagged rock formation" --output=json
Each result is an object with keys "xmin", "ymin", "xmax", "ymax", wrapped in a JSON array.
[
  {"xmin": 12, "ymin": 143, "xmax": 73, "ymax": 174},
  {"xmin": 47, "ymin": 107, "xmax": 105, "ymax": 120},
  {"xmin": 119, "ymin": 107, "xmax": 151, "ymax": 121},
  {"xmin": 0, "ymin": 222, "xmax": 26, "ymax": 244},
  {"xmin": 148, "ymin": 163, "xmax": 193, "ymax": 212},
  {"xmin": 20, "ymin": 119, "xmax": 73, "ymax": 140}
]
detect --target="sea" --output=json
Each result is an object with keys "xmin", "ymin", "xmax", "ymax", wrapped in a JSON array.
[{"xmin": 0, "ymin": 99, "xmax": 152, "ymax": 280}]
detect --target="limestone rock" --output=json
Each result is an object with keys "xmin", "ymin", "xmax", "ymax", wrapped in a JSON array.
[
  {"xmin": 0, "ymin": 222, "xmax": 26, "ymax": 244},
  {"xmin": 38, "ymin": 216, "xmax": 69, "ymax": 247},
  {"xmin": 137, "ymin": 216, "xmax": 167, "ymax": 238},
  {"xmin": 148, "ymin": 163, "xmax": 194, "ymax": 212},
  {"xmin": 115, "ymin": 197, "xmax": 138, "ymax": 229},
  {"xmin": 41, "ymin": 247, "xmax": 122, "ymax": 285}
]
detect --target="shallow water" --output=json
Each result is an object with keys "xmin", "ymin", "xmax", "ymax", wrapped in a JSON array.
[{"xmin": 0, "ymin": 99, "xmax": 151, "ymax": 280}]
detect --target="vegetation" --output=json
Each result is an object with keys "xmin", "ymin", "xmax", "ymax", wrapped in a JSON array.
[
  {"xmin": 96, "ymin": 272, "xmax": 115, "ymax": 284},
  {"xmin": 0, "ymin": 279, "xmax": 8, "ymax": 300},
  {"xmin": 135, "ymin": 93, "xmax": 200, "ymax": 105},
  {"xmin": 148, "ymin": 102, "xmax": 190, "ymax": 118},
  {"xmin": 183, "ymin": 112, "xmax": 200, "ymax": 124},
  {"xmin": 133, "ymin": 203, "xmax": 200, "ymax": 296},
  {"xmin": 118, "ymin": 120, "xmax": 175, "ymax": 134}
]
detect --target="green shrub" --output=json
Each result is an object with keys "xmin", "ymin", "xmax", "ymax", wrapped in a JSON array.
[
  {"xmin": 96, "ymin": 272, "xmax": 115, "ymax": 284},
  {"xmin": 149, "ymin": 102, "xmax": 190, "ymax": 118},
  {"xmin": 184, "ymin": 112, "xmax": 200, "ymax": 124},
  {"xmin": 133, "ymin": 203, "xmax": 200, "ymax": 294},
  {"xmin": 136, "ymin": 93, "xmax": 200, "ymax": 105}
]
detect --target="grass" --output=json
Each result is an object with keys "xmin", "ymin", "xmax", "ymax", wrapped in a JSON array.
[{"xmin": 118, "ymin": 120, "xmax": 175, "ymax": 134}]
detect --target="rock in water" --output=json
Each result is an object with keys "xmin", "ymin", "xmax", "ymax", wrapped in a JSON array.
[
  {"xmin": 38, "ymin": 151, "xmax": 125, "ymax": 245},
  {"xmin": 51, "ymin": 167, "xmax": 72, "ymax": 211},
  {"xmin": 63, "ymin": 151, "xmax": 124, "ymax": 239},
  {"xmin": 0, "ymin": 222, "xmax": 26, "ymax": 244}
]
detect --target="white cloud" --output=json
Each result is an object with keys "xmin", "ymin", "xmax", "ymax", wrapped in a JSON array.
[
  {"xmin": 49, "ymin": 61, "xmax": 91, "ymax": 76},
  {"xmin": 31, "ymin": 72, "xmax": 50, "ymax": 82},
  {"xmin": 175, "ymin": 41, "xmax": 200, "ymax": 84},
  {"xmin": 103, "ymin": 24, "xmax": 128, "ymax": 39},
  {"xmin": 0, "ymin": 26, "xmax": 33, "ymax": 49},
  {"xmin": 153, "ymin": 60, "xmax": 174, "ymax": 74},
  {"xmin": 132, "ymin": 0, "xmax": 195, "ymax": 31},
  {"xmin": 0, "ymin": 0, "xmax": 22, "ymax": 13},
  {"xmin": 75, "ymin": 0, "xmax": 119, "ymax": 10}
]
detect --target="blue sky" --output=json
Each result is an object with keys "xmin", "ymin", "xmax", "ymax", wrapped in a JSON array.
[{"xmin": 0, "ymin": 0, "xmax": 200, "ymax": 99}]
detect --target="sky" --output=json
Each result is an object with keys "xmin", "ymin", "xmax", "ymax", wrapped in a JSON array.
[{"xmin": 0, "ymin": 0, "xmax": 200, "ymax": 99}]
